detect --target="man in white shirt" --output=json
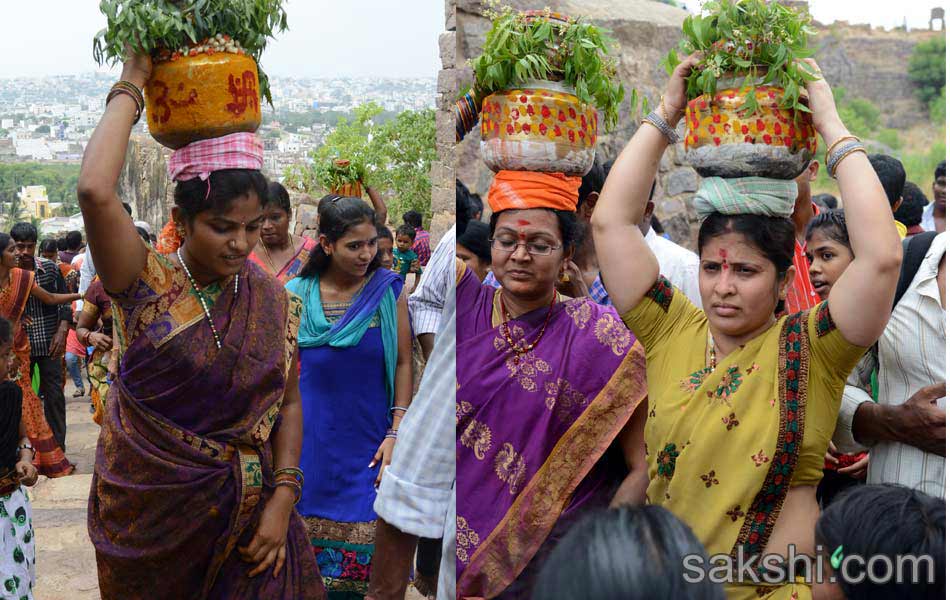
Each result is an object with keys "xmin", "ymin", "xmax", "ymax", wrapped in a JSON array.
[
  {"xmin": 369, "ymin": 226, "xmax": 455, "ymax": 600},
  {"xmin": 834, "ymin": 232, "xmax": 946, "ymax": 498}
]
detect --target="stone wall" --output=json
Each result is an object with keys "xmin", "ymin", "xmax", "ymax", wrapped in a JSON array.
[
  {"xmin": 456, "ymin": 1, "xmax": 944, "ymax": 250},
  {"xmin": 117, "ymin": 135, "xmax": 173, "ymax": 234},
  {"xmin": 429, "ymin": 0, "xmax": 458, "ymax": 244}
]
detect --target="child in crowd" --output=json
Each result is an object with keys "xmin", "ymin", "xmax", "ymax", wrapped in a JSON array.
[
  {"xmin": 376, "ymin": 224, "xmax": 395, "ymax": 271},
  {"xmin": 0, "ymin": 316, "xmax": 39, "ymax": 599},
  {"xmin": 392, "ymin": 224, "xmax": 421, "ymax": 291},
  {"xmin": 65, "ymin": 301, "xmax": 86, "ymax": 398}
]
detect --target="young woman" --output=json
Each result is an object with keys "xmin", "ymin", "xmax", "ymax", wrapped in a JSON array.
[
  {"xmin": 0, "ymin": 233, "xmax": 78, "ymax": 478},
  {"xmin": 0, "ymin": 316, "xmax": 40, "ymax": 600},
  {"xmin": 592, "ymin": 56, "xmax": 902, "ymax": 600},
  {"xmin": 286, "ymin": 196, "xmax": 412, "ymax": 598},
  {"xmin": 249, "ymin": 181, "xmax": 318, "ymax": 285},
  {"xmin": 78, "ymin": 52, "xmax": 323, "ymax": 599}
]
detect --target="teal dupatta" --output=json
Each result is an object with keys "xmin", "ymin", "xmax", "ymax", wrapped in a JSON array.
[{"xmin": 286, "ymin": 267, "xmax": 403, "ymax": 411}]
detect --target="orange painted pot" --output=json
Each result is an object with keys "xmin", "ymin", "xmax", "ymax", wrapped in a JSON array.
[
  {"xmin": 684, "ymin": 83, "xmax": 817, "ymax": 179},
  {"xmin": 480, "ymin": 80, "xmax": 597, "ymax": 176},
  {"xmin": 331, "ymin": 182, "xmax": 363, "ymax": 198},
  {"xmin": 145, "ymin": 53, "xmax": 262, "ymax": 149}
]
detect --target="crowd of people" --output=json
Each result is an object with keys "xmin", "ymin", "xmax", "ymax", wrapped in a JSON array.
[
  {"xmin": 0, "ymin": 48, "xmax": 460, "ymax": 600},
  {"xmin": 455, "ymin": 55, "xmax": 945, "ymax": 600}
]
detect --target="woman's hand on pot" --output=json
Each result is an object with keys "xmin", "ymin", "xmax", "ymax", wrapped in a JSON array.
[
  {"xmin": 120, "ymin": 45, "xmax": 153, "ymax": 88},
  {"xmin": 798, "ymin": 58, "xmax": 843, "ymax": 139},
  {"xmin": 662, "ymin": 52, "xmax": 703, "ymax": 124}
]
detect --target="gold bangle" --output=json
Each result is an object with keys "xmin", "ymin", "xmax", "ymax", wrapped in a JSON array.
[
  {"xmin": 640, "ymin": 117, "xmax": 665, "ymax": 137},
  {"xmin": 657, "ymin": 95, "xmax": 682, "ymax": 128},
  {"xmin": 824, "ymin": 135, "xmax": 860, "ymax": 164},
  {"xmin": 831, "ymin": 146, "xmax": 868, "ymax": 179}
]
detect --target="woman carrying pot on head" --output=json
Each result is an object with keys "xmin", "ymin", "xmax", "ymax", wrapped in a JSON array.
[
  {"xmin": 592, "ymin": 56, "xmax": 902, "ymax": 600},
  {"xmin": 249, "ymin": 181, "xmax": 318, "ymax": 285},
  {"xmin": 286, "ymin": 195, "xmax": 412, "ymax": 597},
  {"xmin": 0, "ymin": 233, "xmax": 79, "ymax": 478},
  {"xmin": 78, "ymin": 52, "xmax": 324, "ymax": 599},
  {"xmin": 456, "ymin": 172, "xmax": 649, "ymax": 599}
]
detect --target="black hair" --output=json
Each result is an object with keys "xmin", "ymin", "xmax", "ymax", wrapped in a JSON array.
[
  {"xmin": 577, "ymin": 157, "xmax": 607, "ymax": 210},
  {"xmin": 457, "ymin": 220, "xmax": 492, "ymax": 264},
  {"xmin": 135, "ymin": 226, "xmax": 151, "ymax": 245},
  {"xmin": 39, "ymin": 239, "xmax": 58, "ymax": 255},
  {"xmin": 173, "ymin": 169, "xmax": 269, "ymax": 223},
  {"xmin": 533, "ymin": 505, "xmax": 725, "ymax": 600},
  {"xmin": 0, "ymin": 234, "xmax": 10, "ymax": 254},
  {"xmin": 122, "ymin": 202, "xmax": 133, "ymax": 216},
  {"xmin": 698, "ymin": 213, "xmax": 795, "ymax": 312},
  {"xmin": 0, "ymin": 317, "xmax": 11, "ymax": 347},
  {"xmin": 265, "ymin": 181, "xmax": 292, "ymax": 214},
  {"xmin": 895, "ymin": 182, "xmax": 928, "ymax": 228},
  {"xmin": 651, "ymin": 214, "xmax": 664, "ymax": 234},
  {"xmin": 298, "ymin": 195, "xmax": 380, "ymax": 279},
  {"xmin": 65, "ymin": 230, "xmax": 83, "ymax": 250},
  {"xmin": 376, "ymin": 223, "xmax": 394, "ymax": 242},
  {"xmin": 457, "ymin": 179, "xmax": 473, "ymax": 235},
  {"xmin": 489, "ymin": 209, "xmax": 581, "ymax": 252},
  {"xmin": 813, "ymin": 193, "xmax": 839, "ymax": 210},
  {"xmin": 935, "ymin": 160, "xmax": 945, "ymax": 181},
  {"xmin": 868, "ymin": 154, "xmax": 906, "ymax": 209},
  {"xmin": 468, "ymin": 193, "xmax": 484, "ymax": 219},
  {"xmin": 815, "ymin": 484, "xmax": 945, "ymax": 600},
  {"xmin": 805, "ymin": 209, "xmax": 851, "ymax": 252},
  {"xmin": 402, "ymin": 210, "xmax": 423, "ymax": 229},
  {"xmin": 56, "ymin": 238, "xmax": 68, "ymax": 251},
  {"xmin": 9, "ymin": 222, "xmax": 37, "ymax": 243},
  {"xmin": 395, "ymin": 224, "xmax": 417, "ymax": 241}
]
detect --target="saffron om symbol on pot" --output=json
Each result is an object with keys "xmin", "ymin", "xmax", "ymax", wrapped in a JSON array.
[{"xmin": 227, "ymin": 71, "xmax": 258, "ymax": 117}]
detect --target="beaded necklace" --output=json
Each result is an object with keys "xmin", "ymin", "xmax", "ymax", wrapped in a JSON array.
[
  {"xmin": 177, "ymin": 247, "xmax": 238, "ymax": 350},
  {"xmin": 499, "ymin": 291, "xmax": 556, "ymax": 365}
]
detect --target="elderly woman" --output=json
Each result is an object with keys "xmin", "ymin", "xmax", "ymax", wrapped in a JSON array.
[
  {"xmin": 456, "ymin": 172, "xmax": 649, "ymax": 598},
  {"xmin": 592, "ymin": 56, "xmax": 902, "ymax": 600}
]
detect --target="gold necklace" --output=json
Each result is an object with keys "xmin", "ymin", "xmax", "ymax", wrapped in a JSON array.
[{"xmin": 261, "ymin": 237, "xmax": 294, "ymax": 274}]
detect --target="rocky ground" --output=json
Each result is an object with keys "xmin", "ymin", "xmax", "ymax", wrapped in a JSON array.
[{"xmin": 29, "ymin": 382, "xmax": 427, "ymax": 599}]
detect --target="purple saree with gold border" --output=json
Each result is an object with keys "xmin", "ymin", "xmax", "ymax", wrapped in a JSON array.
[{"xmin": 456, "ymin": 266, "xmax": 648, "ymax": 598}]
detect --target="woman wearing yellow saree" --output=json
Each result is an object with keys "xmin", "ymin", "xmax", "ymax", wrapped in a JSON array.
[{"xmin": 592, "ymin": 56, "xmax": 902, "ymax": 600}]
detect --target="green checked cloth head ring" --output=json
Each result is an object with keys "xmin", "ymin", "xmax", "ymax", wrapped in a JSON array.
[{"xmin": 693, "ymin": 176, "xmax": 799, "ymax": 221}]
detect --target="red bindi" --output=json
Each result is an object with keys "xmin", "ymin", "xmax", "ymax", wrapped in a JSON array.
[
  {"xmin": 719, "ymin": 248, "xmax": 729, "ymax": 270},
  {"xmin": 516, "ymin": 220, "xmax": 531, "ymax": 226}
]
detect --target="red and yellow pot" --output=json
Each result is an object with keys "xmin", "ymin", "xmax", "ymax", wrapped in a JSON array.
[
  {"xmin": 480, "ymin": 80, "xmax": 597, "ymax": 176},
  {"xmin": 331, "ymin": 182, "xmax": 363, "ymax": 198},
  {"xmin": 684, "ymin": 85, "xmax": 817, "ymax": 179},
  {"xmin": 145, "ymin": 53, "xmax": 262, "ymax": 149}
]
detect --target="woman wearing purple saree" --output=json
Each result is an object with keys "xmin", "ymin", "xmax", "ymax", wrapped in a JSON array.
[
  {"xmin": 456, "ymin": 173, "xmax": 649, "ymax": 599},
  {"xmin": 78, "ymin": 52, "xmax": 324, "ymax": 599}
]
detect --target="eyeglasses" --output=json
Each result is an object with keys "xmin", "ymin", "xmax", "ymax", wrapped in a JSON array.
[{"xmin": 490, "ymin": 238, "xmax": 562, "ymax": 256}]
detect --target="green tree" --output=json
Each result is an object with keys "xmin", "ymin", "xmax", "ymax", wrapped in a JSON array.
[
  {"xmin": 930, "ymin": 86, "xmax": 946, "ymax": 125},
  {"xmin": 286, "ymin": 103, "xmax": 437, "ymax": 223},
  {"xmin": 909, "ymin": 37, "xmax": 946, "ymax": 107},
  {"xmin": 34, "ymin": 125, "xmax": 50, "ymax": 135}
]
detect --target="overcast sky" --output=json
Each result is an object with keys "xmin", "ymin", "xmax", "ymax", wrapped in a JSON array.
[
  {"xmin": 682, "ymin": 0, "xmax": 946, "ymax": 30},
  {"xmin": 0, "ymin": 0, "xmax": 942, "ymax": 79},
  {"xmin": 0, "ymin": 0, "xmax": 443, "ymax": 79}
]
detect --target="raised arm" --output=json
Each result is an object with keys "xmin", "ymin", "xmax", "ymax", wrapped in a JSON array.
[
  {"xmin": 76, "ymin": 52, "xmax": 151, "ymax": 294},
  {"xmin": 592, "ymin": 55, "xmax": 700, "ymax": 315},
  {"xmin": 803, "ymin": 59, "xmax": 903, "ymax": 346},
  {"xmin": 366, "ymin": 184, "xmax": 388, "ymax": 227}
]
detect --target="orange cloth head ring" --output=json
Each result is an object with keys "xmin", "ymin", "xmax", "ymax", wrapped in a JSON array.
[{"xmin": 486, "ymin": 171, "xmax": 581, "ymax": 214}]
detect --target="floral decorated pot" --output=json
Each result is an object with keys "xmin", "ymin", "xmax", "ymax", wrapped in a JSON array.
[
  {"xmin": 480, "ymin": 80, "xmax": 597, "ymax": 176},
  {"xmin": 145, "ymin": 53, "xmax": 262, "ymax": 149},
  {"xmin": 331, "ymin": 182, "xmax": 363, "ymax": 198},
  {"xmin": 684, "ymin": 82, "xmax": 817, "ymax": 179}
]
